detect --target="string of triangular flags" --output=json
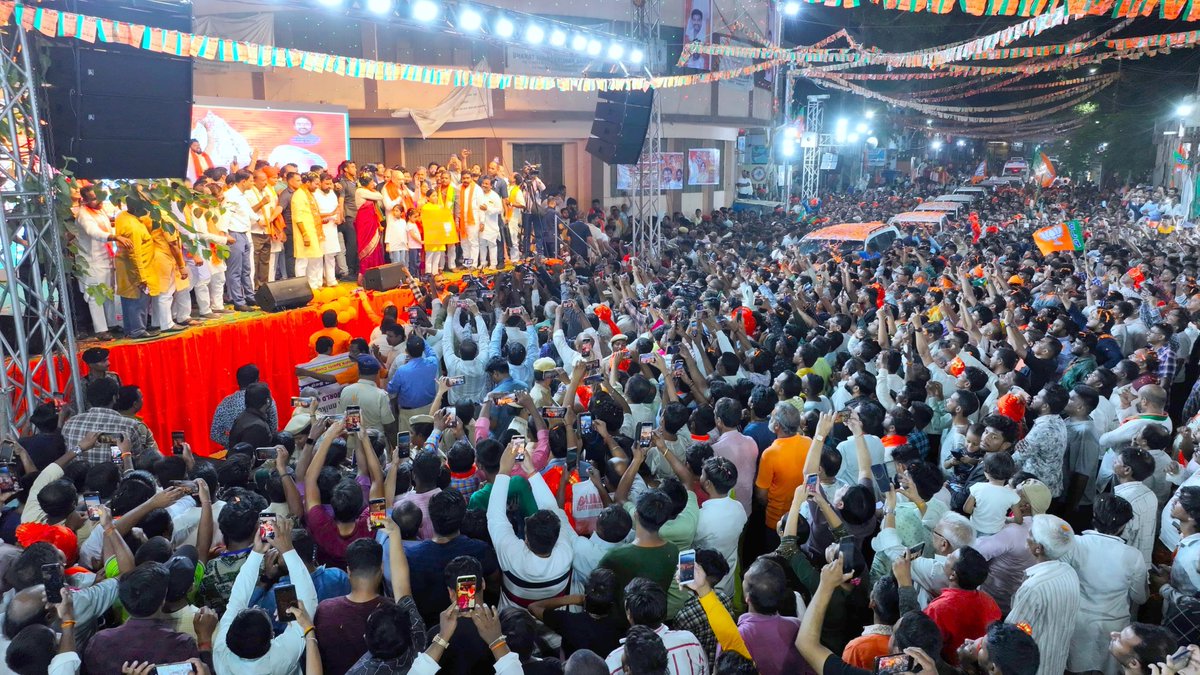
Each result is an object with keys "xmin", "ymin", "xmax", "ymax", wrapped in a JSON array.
[
  {"xmin": 818, "ymin": 73, "xmax": 1115, "ymax": 122},
  {"xmin": 680, "ymin": 8, "xmax": 1074, "ymax": 68},
  {"xmin": 0, "ymin": 1, "xmax": 785, "ymax": 92},
  {"xmin": 833, "ymin": 0, "xmax": 1200, "ymax": 18}
]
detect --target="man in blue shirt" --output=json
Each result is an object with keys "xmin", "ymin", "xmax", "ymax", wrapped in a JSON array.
[{"xmin": 387, "ymin": 334, "xmax": 439, "ymax": 432}]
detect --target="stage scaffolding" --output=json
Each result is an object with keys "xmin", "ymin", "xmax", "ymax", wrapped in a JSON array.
[
  {"xmin": 0, "ymin": 23, "xmax": 81, "ymax": 435},
  {"xmin": 630, "ymin": 0, "xmax": 664, "ymax": 261}
]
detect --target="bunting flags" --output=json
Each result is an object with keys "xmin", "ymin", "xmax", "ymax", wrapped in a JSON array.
[
  {"xmin": 1032, "ymin": 220, "xmax": 1085, "ymax": 254},
  {"xmin": 0, "ymin": 1, "xmax": 778, "ymax": 93}
]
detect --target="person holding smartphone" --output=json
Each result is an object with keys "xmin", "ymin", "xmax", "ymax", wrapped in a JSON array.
[{"xmin": 210, "ymin": 514, "xmax": 320, "ymax": 674}]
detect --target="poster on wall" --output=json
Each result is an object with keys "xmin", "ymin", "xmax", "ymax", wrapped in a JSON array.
[
  {"xmin": 718, "ymin": 37, "xmax": 754, "ymax": 91},
  {"xmin": 682, "ymin": 0, "xmax": 712, "ymax": 70},
  {"xmin": 757, "ymin": 0, "xmax": 777, "ymax": 90},
  {"xmin": 190, "ymin": 97, "xmax": 349, "ymax": 174},
  {"xmin": 687, "ymin": 148, "xmax": 720, "ymax": 186},
  {"xmin": 616, "ymin": 153, "xmax": 685, "ymax": 191}
]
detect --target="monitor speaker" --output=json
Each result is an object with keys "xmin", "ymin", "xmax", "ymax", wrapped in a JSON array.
[
  {"xmin": 585, "ymin": 90, "xmax": 654, "ymax": 165},
  {"xmin": 362, "ymin": 263, "xmax": 410, "ymax": 292},
  {"xmin": 255, "ymin": 278, "xmax": 314, "ymax": 313},
  {"xmin": 37, "ymin": 1, "xmax": 193, "ymax": 179}
]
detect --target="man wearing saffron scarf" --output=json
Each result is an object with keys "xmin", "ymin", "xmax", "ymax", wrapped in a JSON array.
[
  {"xmin": 457, "ymin": 172, "xmax": 483, "ymax": 269},
  {"xmin": 186, "ymin": 139, "xmax": 214, "ymax": 184}
]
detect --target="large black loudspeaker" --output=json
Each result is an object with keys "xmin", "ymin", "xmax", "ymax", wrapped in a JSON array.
[
  {"xmin": 362, "ymin": 263, "xmax": 410, "ymax": 292},
  {"xmin": 585, "ymin": 90, "xmax": 654, "ymax": 165},
  {"xmin": 256, "ymin": 278, "xmax": 314, "ymax": 313},
  {"xmin": 39, "ymin": 0, "xmax": 193, "ymax": 179}
]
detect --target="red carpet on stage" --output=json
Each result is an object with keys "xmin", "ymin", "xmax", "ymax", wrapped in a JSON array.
[{"xmin": 100, "ymin": 285, "xmax": 416, "ymax": 457}]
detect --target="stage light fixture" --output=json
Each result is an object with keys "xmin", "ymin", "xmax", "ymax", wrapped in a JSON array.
[
  {"xmin": 367, "ymin": 0, "xmax": 392, "ymax": 13},
  {"xmin": 458, "ymin": 8, "xmax": 483, "ymax": 31},
  {"xmin": 571, "ymin": 34, "xmax": 588, "ymax": 51},
  {"xmin": 931, "ymin": 139, "xmax": 944, "ymax": 150},
  {"xmin": 855, "ymin": 122, "xmax": 867, "ymax": 134},
  {"xmin": 587, "ymin": 39, "xmax": 603, "ymax": 56},
  {"xmin": 525, "ymin": 23, "xmax": 545, "ymax": 44},
  {"xmin": 630, "ymin": 48, "xmax": 645, "ymax": 64},
  {"xmin": 783, "ymin": 1, "xmax": 801, "ymax": 15},
  {"xmin": 549, "ymin": 29, "xmax": 567, "ymax": 47},
  {"xmin": 607, "ymin": 43, "xmax": 625, "ymax": 60},
  {"xmin": 848, "ymin": 132, "xmax": 860, "ymax": 143},
  {"xmin": 412, "ymin": 0, "xmax": 438, "ymax": 22},
  {"xmin": 495, "ymin": 16, "xmax": 515, "ymax": 37}
]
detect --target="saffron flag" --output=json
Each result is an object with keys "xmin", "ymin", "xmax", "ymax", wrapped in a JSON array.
[
  {"xmin": 1035, "ymin": 152, "xmax": 1057, "ymax": 187},
  {"xmin": 971, "ymin": 159, "xmax": 987, "ymax": 184},
  {"xmin": 1032, "ymin": 219, "xmax": 1085, "ymax": 255},
  {"xmin": 1174, "ymin": 143, "xmax": 1189, "ymax": 172}
]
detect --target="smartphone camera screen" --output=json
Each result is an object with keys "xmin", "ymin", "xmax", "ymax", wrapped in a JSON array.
[
  {"xmin": 678, "ymin": 549, "xmax": 696, "ymax": 583},
  {"xmin": 369, "ymin": 498, "xmax": 387, "ymax": 529},
  {"xmin": 84, "ymin": 493, "xmax": 102, "ymax": 521},
  {"xmin": 512, "ymin": 437, "xmax": 527, "ymax": 463},
  {"xmin": 637, "ymin": 423, "xmax": 653, "ymax": 447},
  {"xmin": 258, "ymin": 513, "xmax": 277, "ymax": 541},
  {"xmin": 345, "ymin": 406, "xmax": 362, "ymax": 432},
  {"xmin": 456, "ymin": 575, "xmax": 478, "ymax": 612}
]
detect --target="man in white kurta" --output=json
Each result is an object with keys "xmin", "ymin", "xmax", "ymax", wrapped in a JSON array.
[
  {"xmin": 1063, "ymin": 501, "xmax": 1149, "ymax": 675},
  {"xmin": 457, "ymin": 173, "xmax": 483, "ymax": 269},
  {"xmin": 477, "ymin": 178, "xmax": 504, "ymax": 270},
  {"xmin": 1007, "ymin": 514, "xmax": 1081, "ymax": 675},
  {"xmin": 73, "ymin": 186, "xmax": 122, "ymax": 337}
]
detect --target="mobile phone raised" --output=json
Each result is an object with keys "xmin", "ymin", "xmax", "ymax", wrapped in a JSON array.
[
  {"xmin": 456, "ymin": 575, "xmax": 478, "ymax": 612},
  {"xmin": 41, "ymin": 563, "xmax": 64, "ymax": 603},
  {"xmin": 344, "ymin": 406, "xmax": 362, "ymax": 432},
  {"xmin": 369, "ymin": 498, "xmax": 387, "ymax": 529},
  {"xmin": 258, "ymin": 512, "xmax": 277, "ymax": 542},
  {"xmin": 512, "ymin": 436, "xmax": 527, "ymax": 463},
  {"xmin": 839, "ymin": 537, "xmax": 857, "ymax": 575},
  {"xmin": 870, "ymin": 463, "xmax": 891, "ymax": 495},
  {"xmin": 637, "ymin": 422, "xmax": 654, "ymax": 448},
  {"xmin": 171, "ymin": 431, "xmax": 185, "ymax": 456},
  {"xmin": 678, "ymin": 548, "xmax": 697, "ymax": 583},
  {"xmin": 874, "ymin": 653, "xmax": 915, "ymax": 675},
  {"xmin": 274, "ymin": 583, "xmax": 299, "ymax": 622},
  {"xmin": 84, "ymin": 492, "xmax": 102, "ymax": 521}
]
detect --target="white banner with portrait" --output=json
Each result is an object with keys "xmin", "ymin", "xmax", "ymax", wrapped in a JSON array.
[{"xmin": 682, "ymin": 0, "xmax": 712, "ymax": 71}]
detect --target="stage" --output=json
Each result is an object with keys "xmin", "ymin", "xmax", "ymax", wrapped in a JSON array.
[{"xmin": 68, "ymin": 277, "xmax": 414, "ymax": 458}]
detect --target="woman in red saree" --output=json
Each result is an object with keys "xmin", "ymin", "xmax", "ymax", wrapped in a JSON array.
[{"xmin": 354, "ymin": 174, "xmax": 386, "ymax": 274}]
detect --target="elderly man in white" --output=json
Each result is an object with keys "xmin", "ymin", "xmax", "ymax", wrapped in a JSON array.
[
  {"xmin": 1007, "ymin": 514, "xmax": 1081, "ymax": 675},
  {"xmin": 1063, "ymin": 494, "xmax": 1149, "ymax": 675},
  {"xmin": 477, "ymin": 177, "xmax": 504, "ymax": 271},
  {"xmin": 872, "ymin": 510, "xmax": 976, "ymax": 608}
]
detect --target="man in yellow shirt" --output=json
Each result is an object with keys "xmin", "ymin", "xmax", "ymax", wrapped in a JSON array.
[{"xmin": 113, "ymin": 197, "xmax": 156, "ymax": 339}]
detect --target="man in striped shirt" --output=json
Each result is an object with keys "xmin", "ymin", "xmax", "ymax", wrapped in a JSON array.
[
  {"xmin": 1007, "ymin": 514, "xmax": 1080, "ymax": 675},
  {"xmin": 486, "ymin": 443, "xmax": 574, "ymax": 609}
]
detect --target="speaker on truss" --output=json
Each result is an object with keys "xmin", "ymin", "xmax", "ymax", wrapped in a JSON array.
[
  {"xmin": 38, "ymin": 0, "xmax": 193, "ymax": 179},
  {"xmin": 585, "ymin": 89, "xmax": 654, "ymax": 165}
]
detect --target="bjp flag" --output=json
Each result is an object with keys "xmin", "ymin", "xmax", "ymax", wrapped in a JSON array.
[
  {"xmin": 1032, "ymin": 220, "xmax": 1084, "ymax": 255},
  {"xmin": 1035, "ymin": 152, "xmax": 1057, "ymax": 188}
]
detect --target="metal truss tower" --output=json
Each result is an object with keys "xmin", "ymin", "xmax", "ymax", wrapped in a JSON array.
[
  {"xmin": 801, "ymin": 94, "xmax": 827, "ymax": 203},
  {"xmin": 630, "ymin": 0, "xmax": 664, "ymax": 260},
  {"xmin": 0, "ymin": 23, "xmax": 81, "ymax": 435}
]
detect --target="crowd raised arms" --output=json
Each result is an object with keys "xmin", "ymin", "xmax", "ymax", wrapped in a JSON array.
[{"xmin": 10, "ymin": 165, "xmax": 1200, "ymax": 675}]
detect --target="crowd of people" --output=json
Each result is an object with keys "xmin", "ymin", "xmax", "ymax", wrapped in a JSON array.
[{"xmin": 15, "ymin": 166, "xmax": 1200, "ymax": 675}]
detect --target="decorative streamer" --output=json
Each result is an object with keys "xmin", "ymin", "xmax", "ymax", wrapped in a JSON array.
[
  {"xmin": 681, "ymin": 8, "xmax": 1075, "ymax": 68},
  {"xmin": 818, "ymin": 73, "xmax": 1115, "ymax": 122},
  {"xmin": 4, "ymin": 1, "xmax": 787, "ymax": 92}
]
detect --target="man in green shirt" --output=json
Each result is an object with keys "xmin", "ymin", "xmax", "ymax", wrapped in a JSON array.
[
  {"xmin": 598, "ymin": 488, "xmax": 679, "ymax": 625},
  {"xmin": 467, "ymin": 438, "xmax": 538, "ymax": 517}
]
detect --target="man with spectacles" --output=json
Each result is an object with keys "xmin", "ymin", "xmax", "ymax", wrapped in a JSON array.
[{"xmin": 873, "ymin": 511, "xmax": 976, "ymax": 607}]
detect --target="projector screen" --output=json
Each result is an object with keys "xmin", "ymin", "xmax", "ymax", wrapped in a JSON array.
[{"xmin": 190, "ymin": 98, "xmax": 350, "ymax": 174}]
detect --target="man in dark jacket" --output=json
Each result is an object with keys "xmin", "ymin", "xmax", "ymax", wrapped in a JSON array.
[{"xmin": 227, "ymin": 382, "xmax": 275, "ymax": 449}]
